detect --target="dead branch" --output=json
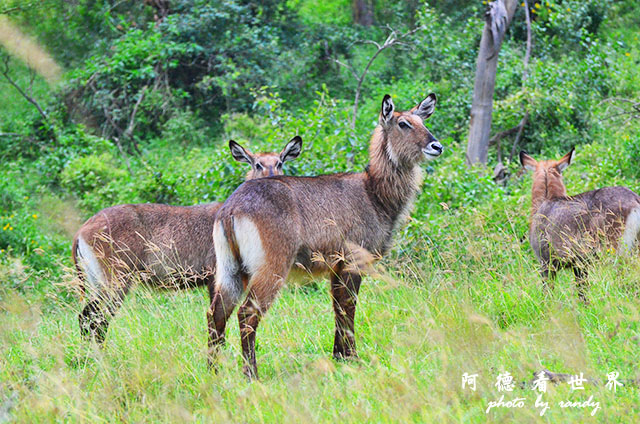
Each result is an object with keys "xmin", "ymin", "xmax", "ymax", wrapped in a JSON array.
[
  {"xmin": 466, "ymin": 0, "xmax": 518, "ymax": 166},
  {"xmin": 506, "ymin": 0, "xmax": 532, "ymax": 162},
  {"xmin": 0, "ymin": 53, "xmax": 57, "ymax": 142},
  {"xmin": 509, "ymin": 111, "xmax": 529, "ymax": 161},
  {"xmin": 329, "ymin": 25, "xmax": 424, "ymax": 131},
  {"xmin": 522, "ymin": 0, "xmax": 532, "ymax": 82},
  {"xmin": 102, "ymin": 104, "xmax": 133, "ymax": 175},
  {"xmin": 123, "ymin": 85, "xmax": 147, "ymax": 155},
  {"xmin": 489, "ymin": 123, "xmax": 521, "ymax": 146},
  {"xmin": 598, "ymin": 97, "xmax": 640, "ymax": 126},
  {"xmin": 1, "ymin": 54, "xmax": 49, "ymax": 123},
  {"xmin": 486, "ymin": 0, "xmax": 532, "ymax": 164}
]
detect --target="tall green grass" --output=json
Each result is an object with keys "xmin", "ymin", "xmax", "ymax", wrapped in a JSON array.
[{"xmin": 2, "ymin": 182, "xmax": 639, "ymax": 422}]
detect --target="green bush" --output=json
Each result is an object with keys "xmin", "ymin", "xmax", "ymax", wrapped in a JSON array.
[{"xmin": 60, "ymin": 152, "xmax": 127, "ymax": 210}]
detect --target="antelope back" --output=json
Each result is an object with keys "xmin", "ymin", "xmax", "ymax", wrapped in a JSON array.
[
  {"xmin": 210, "ymin": 93, "xmax": 444, "ymax": 378},
  {"xmin": 520, "ymin": 149, "xmax": 573, "ymax": 215},
  {"xmin": 73, "ymin": 136, "xmax": 304, "ymax": 292},
  {"xmin": 521, "ymin": 149, "xmax": 640, "ymax": 263},
  {"xmin": 215, "ymin": 93, "xmax": 443, "ymax": 278}
]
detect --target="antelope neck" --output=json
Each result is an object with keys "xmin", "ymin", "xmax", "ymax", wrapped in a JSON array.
[
  {"xmin": 531, "ymin": 168, "xmax": 567, "ymax": 216},
  {"xmin": 365, "ymin": 130, "xmax": 422, "ymax": 222}
]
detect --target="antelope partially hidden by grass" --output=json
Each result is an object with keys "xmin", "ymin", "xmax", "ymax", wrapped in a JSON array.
[
  {"xmin": 73, "ymin": 137, "xmax": 302, "ymax": 343},
  {"xmin": 520, "ymin": 149, "xmax": 640, "ymax": 302},
  {"xmin": 210, "ymin": 93, "xmax": 443, "ymax": 378}
]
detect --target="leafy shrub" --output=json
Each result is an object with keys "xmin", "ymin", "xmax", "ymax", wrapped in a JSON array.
[
  {"xmin": 60, "ymin": 152, "xmax": 127, "ymax": 210},
  {"xmin": 159, "ymin": 109, "xmax": 208, "ymax": 147},
  {"xmin": 531, "ymin": 0, "xmax": 612, "ymax": 51},
  {"xmin": 9, "ymin": 0, "xmax": 152, "ymax": 66}
]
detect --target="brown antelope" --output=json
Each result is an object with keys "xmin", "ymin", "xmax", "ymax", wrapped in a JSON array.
[
  {"xmin": 520, "ymin": 149, "xmax": 640, "ymax": 301},
  {"xmin": 210, "ymin": 93, "xmax": 443, "ymax": 378},
  {"xmin": 73, "ymin": 137, "xmax": 302, "ymax": 343}
]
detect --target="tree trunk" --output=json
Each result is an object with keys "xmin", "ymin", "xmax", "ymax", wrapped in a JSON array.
[
  {"xmin": 466, "ymin": 0, "xmax": 518, "ymax": 166},
  {"xmin": 353, "ymin": 0, "xmax": 374, "ymax": 26}
]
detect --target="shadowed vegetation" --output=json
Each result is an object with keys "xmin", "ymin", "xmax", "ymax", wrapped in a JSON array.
[{"xmin": 1, "ymin": 0, "xmax": 640, "ymax": 421}]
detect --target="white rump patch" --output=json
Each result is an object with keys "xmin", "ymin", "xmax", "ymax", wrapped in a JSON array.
[
  {"xmin": 77, "ymin": 235, "xmax": 107, "ymax": 298},
  {"xmin": 620, "ymin": 207, "xmax": 640, "ymax": 253},
  {"xmin": 233, "ymin": 216, "xmax": 265, "ymax": 276},
  {"xmin": 213, "ymin": 221, "xmax": 241, "ymax": 302}
]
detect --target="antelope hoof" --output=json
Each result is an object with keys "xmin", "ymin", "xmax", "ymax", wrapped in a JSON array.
[
  {"xmin": 578, "ymin": 292, "xmax": 590, "ymax": 306},
  {"xmin": 242, "ymin": 364, "xmax": 258, "ymax": 380},
  {"xmin": 333, "ymin": 348, "xmax": 359, "ymax": 361}
]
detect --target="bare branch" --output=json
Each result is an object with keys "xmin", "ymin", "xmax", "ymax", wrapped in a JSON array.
[
  {"xmin": 113, "ymin": 135, "xmax": 133, "ymax": 175},
  {"xmin": 101, "ymin": 86, "xmax": 147, "ymax": 170},
  {"xmin": 102, "ymin": 104, "xmax": 124, "ymax": 138},
  {"xmin": 124, "ymin": 86, "xmax": 148, "ymax": 141},
  {"xmin": 1, "ymin": 54, "xmax": 54, "ymax": 138},
  {"xmin": 601, "ymin": 97, "xmax": 640, "ymax": 106},
  {"xmin": 509, "ymin": 111, "xmax": 529, "ymax": 161},
  {"xmin": 505, "ymin": 1, "xmax": 531, "ymax": 162},
  {"xmin": 598, "ymin": 97, "xmax": 640, "ymax": 125},
  {"xmin": 329, "ymin": 25, "xmax": 425, "ymax": 131},
  {"xmin": 489, "ymin": 124, "xmax": 521, "ymax": 145},
  {"xmin": 330, "ymin": 58, "xmax": 360, "ymax": 80},
  {"xmin": 397, "ymin": 25, "xmax": 424, "ymax": 40},
  {"xmin": 478, "ymin": 1, "xmax": 532, "ymax": 165},
  {"xmin": 522, "ymin": 0, "xmax": 532, "ymax": 82},
  {"xmin": 357, "ymin": 40, "xmax": 382, "ymax": 50},
  {"xmin": 102, "ymin": 104, "xmax": 132, "ymax": 175}
]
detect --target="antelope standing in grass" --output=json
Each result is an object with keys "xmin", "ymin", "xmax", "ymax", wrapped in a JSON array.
[
  {"xmin": 210, "ymin": 93, "xmax": 443, "ymax": 379},
  {"xmin": 73, "ymin": 137, "xmax": 302, "ymax": 343},
  {"xmin": 520, "ymin": 149, "xmax": 640, "ymax": 302}
]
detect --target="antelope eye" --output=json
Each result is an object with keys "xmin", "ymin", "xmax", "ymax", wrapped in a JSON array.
[
  {"xmin": 276, "ymin": 161, "xmax": 283, "ymax": 169},
  {"xmin": 399, "ymin": 120, "xmax": 411, "ymax": 129},
  {"xmin": 255, "ymin": 163, "xmax": 264, "ymax": 171}
]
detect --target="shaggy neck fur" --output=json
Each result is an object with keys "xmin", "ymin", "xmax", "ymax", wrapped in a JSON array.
[
  {"xmin": 531, "ymin": 167, "xmax": 567, "ymax": 215},
  {"xmin": 364, "ymin": 126, "xmax": 423, "ymax": 223}
]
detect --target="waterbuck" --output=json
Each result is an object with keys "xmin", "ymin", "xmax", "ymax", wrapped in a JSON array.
[
  {"xmin": 520, "ymin": 149, "xmax": 640, "ymax": 301},
  {"xmin": 73, "ymin": 137, "xmax": 302, "ymax": 343},
  {"xmin": 210, "ymin": 93, "xmax": 443, "ymax": 378}
]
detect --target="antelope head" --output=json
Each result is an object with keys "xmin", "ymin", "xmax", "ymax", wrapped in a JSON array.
[
  {"xmin": 379, "ymin": 93, "xmax": 443, "ymax": 167},
  {"xmin": 229, "ymin": 136, "xmax": 302, "ymax": 180},
  {"xmin": 520, "ymin": 148, "xmax": 575, "ymax": 213}
]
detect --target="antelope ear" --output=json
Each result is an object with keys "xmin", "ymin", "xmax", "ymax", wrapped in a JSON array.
[
  {"xmin": 556, "ymin": 148, "xmax": 575, "ymax": 173},
  {"xmin": 412, "ymin": 93, "xmax": 437, "ymax": 120},
  {"xmin": 380, "ymin": 94, "xmax": 395, "ymax": 125},
  {"xmin": 229, "ymin": 140, "xmax": 253, "ymax": 164},
  {"xmin": 280, "ymin": 136, "xmax": 302, "ymax": 163},
  {"xmin": 519, "ymin": 151, "xmax": 537, "ymax": 171}
]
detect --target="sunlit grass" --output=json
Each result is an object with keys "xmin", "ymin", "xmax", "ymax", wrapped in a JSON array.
[{"xmin": 2, "ymin": 203, "xmax": 640, "ymax": 422}]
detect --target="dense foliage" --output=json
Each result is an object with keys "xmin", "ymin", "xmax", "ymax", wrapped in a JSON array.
[
  {"xmin": 2, "ymin": 0, "xmax": 637, "ymax": 267},
  {"xmin": 1, "ymin": 0, "xmax": 639, "ymax": 421}
]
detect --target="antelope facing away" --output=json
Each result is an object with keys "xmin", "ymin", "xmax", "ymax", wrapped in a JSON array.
[
  {"xmin": 210, "ymin": 93, "xmax": 443, "ymax": 379},
  {"xmin": 73, "ymin": 137, "xmax": 302, "ymax": 343},
  {"xmin": 520, "ymin": 149, "xmax": 640, "ymax": 302}
]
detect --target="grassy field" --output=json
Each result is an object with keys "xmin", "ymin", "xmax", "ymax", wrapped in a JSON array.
[
  {"xmin": 2, "ymin": 177, "xmax": 640, "ymax": 422},
  {"xmin": 2, "ymin": 1, "xmax": 640, "ymax": 422}
]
